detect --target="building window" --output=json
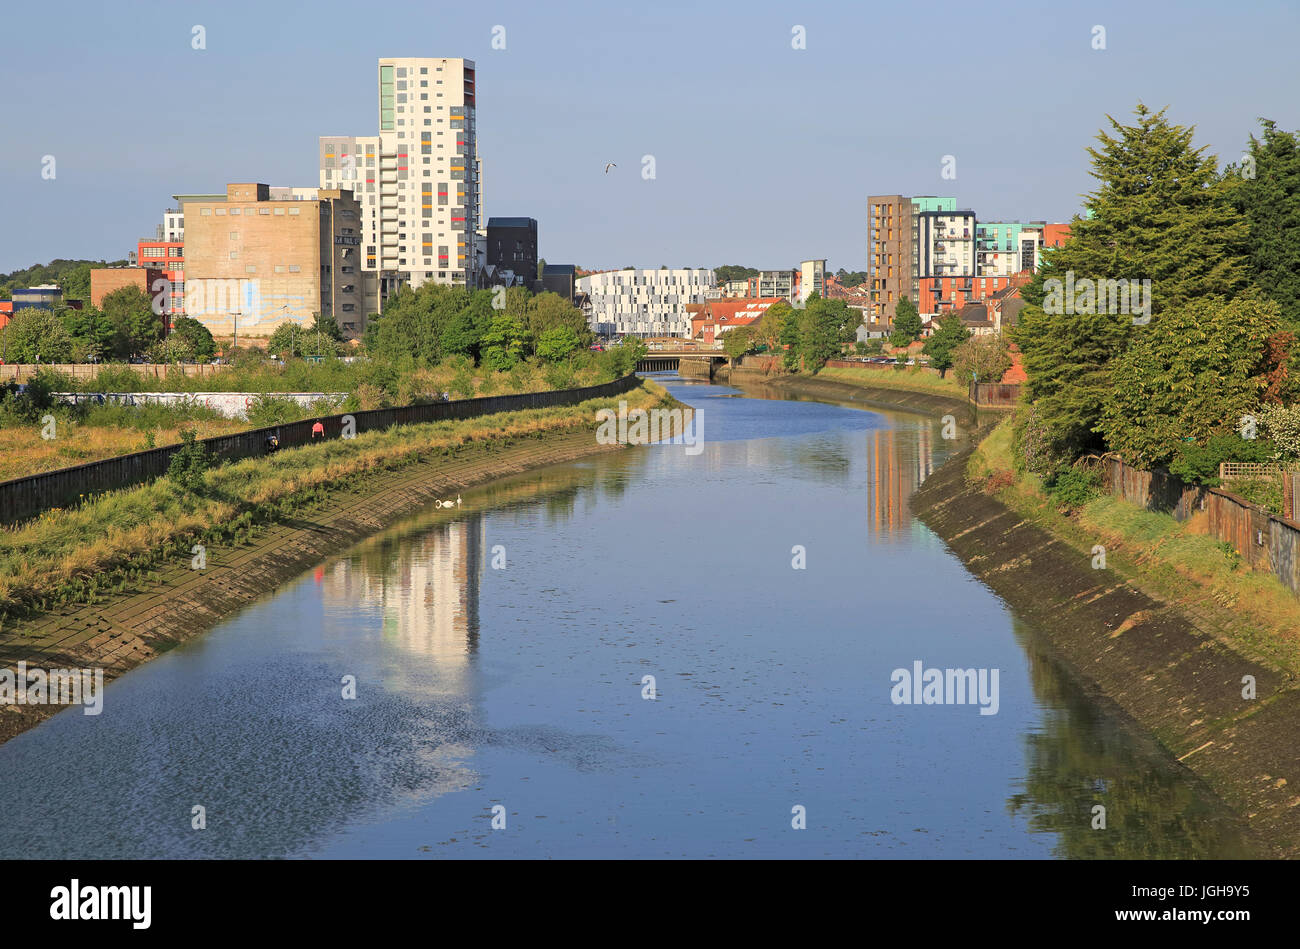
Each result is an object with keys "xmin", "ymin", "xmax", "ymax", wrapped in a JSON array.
[
  {"xmin": 274, "ymin": 207, "xmax": 284, "ymax": 215},
  {"xmin": 200, "ymin": 207, "xmax": 211, "ymax": 215},
  {"xmin": 229, "ymin": 208, "xmax": 240, "ymax": 215},
  {"xmin": 259, "ymin": 208, "xmax": 270, "ymax": 215},
  {"xmin": 229, "ymin": 251, "xmax": 238, "ymax": 259},
  {"xmin": 289, "ymin": 207, "xmax": 300, "ymax": 215},
  {"xmin": 275, "ymin": 265, "xmax": 285, "ymax": 273},
  {"xmin": 289, "ymin": 265, "xmax": 301, "ymax": 272},
  {"xmin": 246, "ymin": 266, "xmax": 256, "ymax": 274},
  {"xmin": 215, "ymin": 208, "xmax": 226, "ymax": 216}
]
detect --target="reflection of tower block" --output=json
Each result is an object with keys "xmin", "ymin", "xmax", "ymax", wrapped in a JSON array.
[{"xmin": 866, "ymin": 425, "xmax": 935, "ymax": 534}]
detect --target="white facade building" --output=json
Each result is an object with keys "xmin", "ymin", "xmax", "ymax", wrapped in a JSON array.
[
  {"xmin": 319, "ymin": 57, "xmax": 480, "ymax": 290},
  {"xmin": 578, "ymin": 269, "xmax": 716, "ymax": 337},
  {"xmin": 916, "ymin": 210, "xmax": 977, "ymax": 278},
  {"xmin": 799, "ymin": 259, "xmax": 826, "ymax": 303}
]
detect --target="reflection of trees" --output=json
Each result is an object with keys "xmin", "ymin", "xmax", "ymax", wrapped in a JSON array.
[{"xmin": 1007, "ymin": 618, "xmax": 1255, "ymax": 858}]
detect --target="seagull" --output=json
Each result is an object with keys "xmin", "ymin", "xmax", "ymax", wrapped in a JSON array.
[{"xmin": 604, "ymin": 162, "xmax": 617, "ymax": 174}]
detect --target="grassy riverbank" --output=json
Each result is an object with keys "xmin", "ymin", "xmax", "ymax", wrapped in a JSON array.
[
  {"xmin": 813, "ymin": 365, "xmax": 969, "ymax": 399},
  {"xmin": 968, "ymin": 416, "xmax": 1300, "ymax": 674},
  {"xmin": 0, "ymin": 378, "xmax": 678, "ymax": 626}
]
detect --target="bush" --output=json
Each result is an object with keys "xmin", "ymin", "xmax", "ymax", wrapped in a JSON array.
[
  {"xmin": 1047, "ymin": 467, "xmax": 1101, "ymax": 511},
  {"xmin": 1257, "ymin": 404, "xmax": 1300, "ymax": 460},
  {"xmin": 544, "ymin": 363, "xmax": 577, "ymax": 390},
  {"xmin": 1168, "ymin": 433, "xmax": 1276, "ymax": 486},
  {"xmin": 166, "ymin": 428, "xmax": 210, "ymax": 492},
  {"xmin": 246, "ymin": 395, "xmax": 305, "ymax": 427}
]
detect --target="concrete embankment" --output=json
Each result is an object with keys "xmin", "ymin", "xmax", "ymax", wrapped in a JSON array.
[
  {"xmin": 0, "ymin": 427, "xmax": 634, "ymax": 746},
  {"xmin": 913, "ymin": 442, "xmax": 1300, "ymax": 857},
  {"xmin": 731, "ymin": 370, "xmax": 977, "ymax": 421}
]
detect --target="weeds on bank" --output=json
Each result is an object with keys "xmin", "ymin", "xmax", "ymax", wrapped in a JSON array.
[{"xmin": 0, "ymin": 382, "xmax": 669, "ymax": 624}]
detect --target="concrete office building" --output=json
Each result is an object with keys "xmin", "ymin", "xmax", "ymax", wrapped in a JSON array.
[
  {"xmin": 320, "ymin": 57, "xmax": 480, "ymax": 290},
  {"xmin": 182, "ymin": 182, "xmax": 369, "ymax": 340},
  {"xmin": 577, "ymin": 268, "xmax": 715, "ymax": 338}
]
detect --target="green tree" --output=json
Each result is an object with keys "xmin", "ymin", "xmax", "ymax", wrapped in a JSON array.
[
  {"xmin": 714, "ymin": 265, "xmax": 759, "ymax": 284},
  {"xmin": 1016, "ymin": 103, "xmax": 1251, "ymax": 463},
  {"xmin": 951, "ymin": 332, "xmax": 1012, "ymax": 385},
  {"xmin": 480, "ymin": 312, "xmax": 528, "ymax": 370},
  {"xmin": 890, "ymin": 296, "xmax": 922, "ymax": 347},
  {"xmin": 722, "ymin": 325, "xmax": 758, "ymax": 364},
  {"xmin": 1228, "ymin": 119, "xmax": 1300, "ymax": 330},
  {"xmin": 757, "ymin": 300, "xmax": 792, "ymax": 351},
  {"xmin": 170, "ymin": 316, "xmax": 217, "ymax": 359},
  {"xmin": 1098, "ymin": 297, "xmax": 1280, "ymax": 468},
  {"xmin": 61, "ymin": 306, "xmax": 119, "ymax": 361},
  {"xmin": 922, "ymin": 314, "xmax": 971, "ymax": 376},
  {"xmin": 526, "ymin": 292, "xmax": 591, "ymax": 350},
  {"xmin": 797, "ymin": 294, "xmax": 844, "ymax": 372},
  {"xmin": 310, "ymin": 312, "xmax": 344, "ymax": 341},
  {"xmin": 536, "ymin": 325, "xmax": 581, "ymax": 363},
  {"xmin": 779, "ymin": 303, "xmax": 802, "ymax": 371},
  {"xmin": 3, "ymin": 308, "xmax": 74, "ymax": 363},
  {"xmin": 100, "ymin": 285, "xmax": 164, "ymax": 357},
  {"xmin": 267, "ymin": 322, "xmax": 306, "ymax": 358}
]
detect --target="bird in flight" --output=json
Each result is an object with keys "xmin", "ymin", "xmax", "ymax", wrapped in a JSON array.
[{"xmin": 604, "ymin": 162, "xmax": 617, "ymax": 174}]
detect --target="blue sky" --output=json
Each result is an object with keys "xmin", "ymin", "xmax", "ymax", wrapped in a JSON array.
[{"xmin": 2, "ymin": 0, "xmax": 1297, "ymax": 276}]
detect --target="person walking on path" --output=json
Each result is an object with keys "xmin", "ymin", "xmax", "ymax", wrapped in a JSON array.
[{"xmin": 311, "ymin": 420, "xmax": 325, "ymax": 439}]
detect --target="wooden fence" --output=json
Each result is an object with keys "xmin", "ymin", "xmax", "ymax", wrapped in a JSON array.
[
  {"xmin": 0, "ymin": 374, "xmax": 641, "ymax": 526},
  {"xmin": 1104, "ymin": 456, "xmax": 1300, "ymax": 597}
]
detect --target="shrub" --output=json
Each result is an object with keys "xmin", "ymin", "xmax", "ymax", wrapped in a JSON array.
[
  {"xmin": 166, "ymin": 428, "xmax": 210, "ymax": 492},
  {"xmin": 1168, "ymin": 433, "xmax": 1276, "ymax": 486},
  {"xmin": 1257, "ymin": 404, "xmax": 1300, "ymax": 460},
  {"xmin": 544, "ymin": 363, "xmax": 577, "ymax": 390},
  {"xmin": 246, "ymin": 395, "xmax": 305, "ymax": 427},
  {"xmin": 1047, "ymin": 467, "xmax": 1101, "ymax": 511}
]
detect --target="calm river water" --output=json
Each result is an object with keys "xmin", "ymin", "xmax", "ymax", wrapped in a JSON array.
[{"xmin": 0, "ymin": 375, "xmax": 1255, "ymax": 858}]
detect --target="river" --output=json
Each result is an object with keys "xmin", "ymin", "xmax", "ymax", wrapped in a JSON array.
[{"xmin": 0, "ymin": 374, "xmax": 1255, "ymax": 858}]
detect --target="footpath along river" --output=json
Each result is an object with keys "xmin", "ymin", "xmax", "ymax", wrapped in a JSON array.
[{"xmin": 0, "ymin": 374, "xmax": 1258, "ymax": 858}]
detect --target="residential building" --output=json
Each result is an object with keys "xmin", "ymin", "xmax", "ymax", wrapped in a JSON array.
[
  {"xmin": 540, "ymin": 263, "xmax": 577, "ymax": 302},
  {"xmin": 720, "ymin": 277, "xmax": 757, "ymax": 297},
  {"xmin": 758, "ymin": 269, "xmax": 798, "ymax": 304},
  {"xmin": 687, "ymin": 298, "xmax": 782, "ymax": 344},
  {"xmin": 798, "ymin": 259, "xmax": 826, "ymax": 303},
  {"xmin": 90, "ymin": 267, "xmax": 167, "ymax": 309},
  {"xmin": 866, "ymin": 194, "xmax": 918, "ymax": 323},
  {"xmin": 1042, "ymin": 222, "xmax": 1071, "ymax": 248},
  {"xmin": 182, "ymin": 182, "xmax": 369, "ymax": 341},
  {"xmin": 319, "ymin": 56, "xmax": 480, "ymax": 290},
  {"xmin": 975, "ymin": 221, "xmax": 1044, "ymax": 276},
  {"xmin": 485, "ymin": 217, "xmax": 537, "ymax": 284},
  {"xmin": 577, "ymin": 268, "xmax": 715, "ymax": 337}
]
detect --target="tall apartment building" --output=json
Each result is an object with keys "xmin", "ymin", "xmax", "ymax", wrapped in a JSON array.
[
  {"xmin": 976, "ymin": 221, "xmax": 1044, "ymax": 276},
  {"xmin": 866, "ymin": 195, "xmax": 916, "ymax": 322},
  {"xmin": 485, "ymin": 217, "xmax": 537, "ymax": 284},
  {"xmin": 320, "ymin": 57, "xmax": 480, "ymax": 291},
  {"xmin": 915, "ymin": 207, "xmax": 977, "ymax": 280},
  {"xmin": 182, "ymin": 182, "xmax": 369, "ymax": 340},
  {"xmin": 577, "ymin": 269, "xmax": 715, "ymax": 337},
  {"xmin": 798, "ymin": 259, "xmax": 826, "ymax": 303},
  {"xmin": 758, "ymin": 269, "xmax": 798, "ymax": 303}
]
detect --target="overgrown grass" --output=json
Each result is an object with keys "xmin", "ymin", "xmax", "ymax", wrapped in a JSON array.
[
  {"xmin": 814, "ymin": 365, "xmax": 968, "ymax": 398},
  {"xmin": 0, "ymin": 360, "xmax": 623, "ymax": 482},
  {"xmin": 0, "ymin": 380, "xmax": 672, "ymax": 622},
  {"xmin": 968, "ymin": 415, "xmax": 1300, "ymax": 674}
]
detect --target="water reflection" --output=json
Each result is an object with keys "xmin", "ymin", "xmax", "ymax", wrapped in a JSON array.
[{"xmin": 1006, "ymin": 618, "xmax": 1255, "ymax": 858}]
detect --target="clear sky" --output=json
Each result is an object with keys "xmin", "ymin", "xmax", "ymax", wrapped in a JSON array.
[{"xmin": 2, "ymin": 0, "xmax": 1297, "ymax": 276}]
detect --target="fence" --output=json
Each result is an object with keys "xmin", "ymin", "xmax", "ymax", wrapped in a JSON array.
[
  {"xmin": 0, "ymin": 374, "xmax": 641, "ymax": 526},
  {"xmin": 969, "ymin": 382, "xmax": 1022, "ymax": 408},
  {"xmin": 0, "ymin": 363, "xmax": 229, "ymax": 383},
  {"xmin": 1104, "ymin": 456, "xmax": 1300, "ymax": 597},
  {"xmin": 1219, "ymin": 462, "xmax": 1284, "ymax": 481}
]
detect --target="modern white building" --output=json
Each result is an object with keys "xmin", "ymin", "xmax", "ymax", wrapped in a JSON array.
[
  {"xmin": 798, "ymin": 259, "xmax": 826, "ymax": 303},
  {"xmin": 578, "ymin": 269, "xmax": 716, "ymax": 337},
  {"xmin": 319, "ymin": 56, "xmax": 480, "ymax": 289},
  {"xmin": 915, "ymin": 209, "xmax": 977, "ymax": 279}
]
